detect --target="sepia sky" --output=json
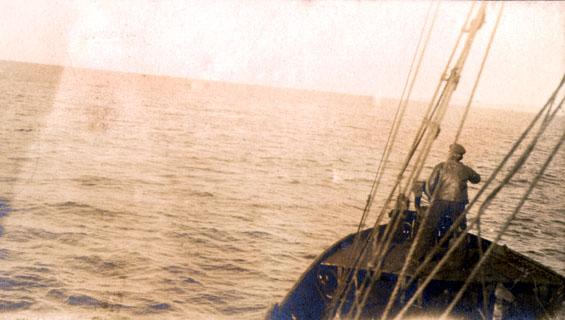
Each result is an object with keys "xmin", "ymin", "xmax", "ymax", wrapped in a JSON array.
[{"xmin": 0, "ymin": 1, "xmax": 563, "ymax": 111}]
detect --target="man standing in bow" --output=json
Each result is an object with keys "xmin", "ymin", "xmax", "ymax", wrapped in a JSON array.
[{"xmin": 416, "ymin": 143, "xmax": 481, "ymax": 257}]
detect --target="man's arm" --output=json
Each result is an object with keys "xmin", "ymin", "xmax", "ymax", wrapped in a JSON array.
[{"xmin": 467, "ymin": 166, "xmax": 481, "ymax": 184}]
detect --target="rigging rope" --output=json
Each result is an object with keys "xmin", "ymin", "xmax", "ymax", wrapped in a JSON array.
[
  {"xmin": 453, "ymin": 3, "xmax": 503, "ymax": 316},
  {"xmin": 356, "ymin": 0, "xmax": 475, "ymax": 236},
  {"xmin": 356, "ymin": 0, "xmax": 439, "ymax": 235},
  {"xmin": 328, "ymin": 1, "xmax": 442, "ymax": 316},
  {"xmin": 439, "ymin": 115, "xmax": 565, "ymax": 319},
  {"xmin": 392, "ymin": 82, "xmax": 565, "ymax": 320},
  {"xmin": 395, "ymin": 73, "xmax": 565, "ymax": 302},
  {"xmin": 454, "ymin": 2, "xmax": 505, "ymax": 143},
  {"xmin": 354, "ymin": 3, "xmax": 562, "ymax": 318},
  {"xmin": 326, "ymin": 0, "xmax": 563, "ymax": 317},
  {"xmin": 364, "ymin": 3, "xmax": 489, "ymax": 318},
  {"xmin": 338, "ymin": 2, "xmax": 485, "ymax": 318}
]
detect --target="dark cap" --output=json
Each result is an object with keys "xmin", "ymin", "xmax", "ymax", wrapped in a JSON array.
[{"xmin": 449, "ymin": 143, "xmax": 466, "ymax": 155}]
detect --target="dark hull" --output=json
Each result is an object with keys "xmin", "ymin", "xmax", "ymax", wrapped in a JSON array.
[{"xmin": 268, "ymin": 225, "xmax": 565, "ymax": 320}]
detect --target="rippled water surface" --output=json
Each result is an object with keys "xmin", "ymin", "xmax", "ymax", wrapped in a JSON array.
[{"xmin": 0, "ymin": 61, "xmax": 563, "ymax": 319}]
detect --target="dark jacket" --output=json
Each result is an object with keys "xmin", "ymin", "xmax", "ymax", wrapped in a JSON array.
[{"xmin": 427, "ymin": 159, "xmax": 480, "ymax": 204}]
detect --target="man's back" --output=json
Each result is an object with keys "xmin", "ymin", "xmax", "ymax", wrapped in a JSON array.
[{"xmin": 428, "ymin": 159, "xmax": 480, "ymax": 203}]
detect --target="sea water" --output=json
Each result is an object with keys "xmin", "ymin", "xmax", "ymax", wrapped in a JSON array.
[{"xmin": 0, "ymin": 60, "xmax": 563, "ymax": 319}]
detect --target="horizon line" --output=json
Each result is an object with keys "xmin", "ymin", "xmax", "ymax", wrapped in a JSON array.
[{"xmin": 1, "ymin": 58, "xmax": 543, "ymax": 115}]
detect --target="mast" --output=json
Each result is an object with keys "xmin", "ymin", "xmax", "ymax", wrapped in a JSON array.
[
  {"xmin": 428, "ymin": 2, "xmax": 486, "ymax": 137},
  {"xmin": 351, "ymin": 3, "xmax": 490, "ymax": 319},
  {"xmin": 399, "ymin": 2, "xmax": 487, "ymax": 203},
  {"xmin": 387, "ymin": 3, "xmax": 489, "ymax": 319}
]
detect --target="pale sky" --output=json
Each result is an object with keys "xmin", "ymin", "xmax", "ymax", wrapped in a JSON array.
[{"xmin": 0, "ymin": 0, "xmax": 563, "ymax": 111}]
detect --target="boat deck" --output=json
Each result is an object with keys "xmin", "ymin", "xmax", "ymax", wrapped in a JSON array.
[{"xmin": 321, "ymin": 230, "xmax": 564, "ymax": 285}]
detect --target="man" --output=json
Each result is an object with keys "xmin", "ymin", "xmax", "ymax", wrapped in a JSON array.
[{"xmin": 416, "ymin": 143, "xmax": 480, "ymax": 259}]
